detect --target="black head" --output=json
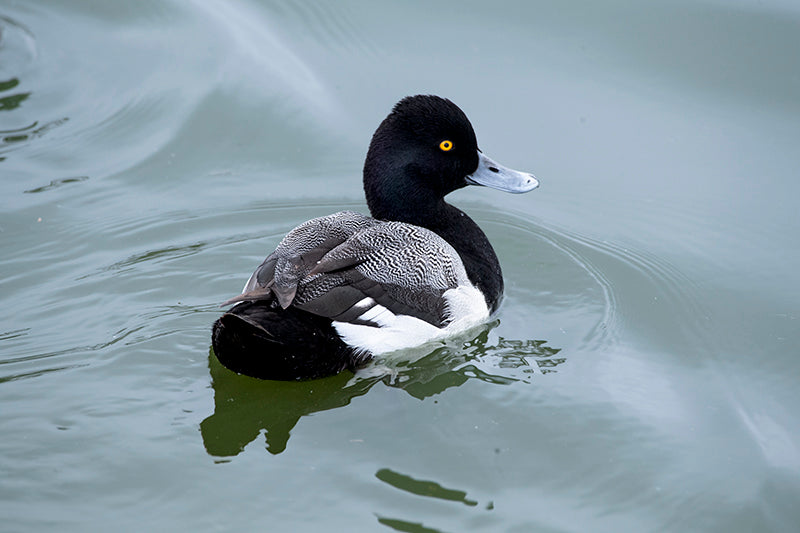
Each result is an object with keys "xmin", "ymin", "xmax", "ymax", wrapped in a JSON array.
[{"xmin": 363, "ymin": 95, "xmax": 481, "ymax": 221}]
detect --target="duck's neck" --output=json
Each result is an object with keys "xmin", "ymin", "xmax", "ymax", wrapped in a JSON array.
[{"xmin": 369, "ymin": 193, "xmax": 504, "ymax": 312}]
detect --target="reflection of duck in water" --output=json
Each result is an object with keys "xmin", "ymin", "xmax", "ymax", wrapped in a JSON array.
[
  {"xmin": 201, "ymin": 330, "xmax": 563, "ymax": 457},
  {"xmin": 212, "ymin": 95, "xmax": 538, "ymax": 380}
]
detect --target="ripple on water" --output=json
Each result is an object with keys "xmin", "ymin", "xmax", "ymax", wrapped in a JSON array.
[
  {"xmin": 477, "ymin": 209, "xmax": 620, "ymax": 349},
  {"xmin": 470, "ymin": 206, "xmax": 709, "ymax": 374},
  {"xmin": 0, "ymin": 15, "xmax": 44, "ymax": 162}
]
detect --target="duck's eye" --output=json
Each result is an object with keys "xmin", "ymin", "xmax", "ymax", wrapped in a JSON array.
[{"xmin": 439, "ymin": 140, "xmax": 454, "ymax": 152}]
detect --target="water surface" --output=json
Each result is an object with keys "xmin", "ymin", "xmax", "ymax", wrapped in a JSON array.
[{"xmin": 2, "ymin": 1, "xmax": 799, "ymax": 531}]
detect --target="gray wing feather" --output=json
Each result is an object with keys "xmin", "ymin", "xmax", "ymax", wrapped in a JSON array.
[
  {"xmin": 223, "ymin": 212, "xmax": 470, "ymax": 328},
  {"xmin": 224, "ymin": 211, "xmax": 375, "ymax": 307}
]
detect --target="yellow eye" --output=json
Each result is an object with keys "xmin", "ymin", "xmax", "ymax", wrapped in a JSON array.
[{"xmin": 439, "ymin": 140, "xmax": 453, "ymax": 151}]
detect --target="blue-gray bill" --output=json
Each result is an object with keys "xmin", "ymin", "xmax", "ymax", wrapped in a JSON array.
[{"xmin": 466, "ymin": 151, "xmax": 539, "ymax": 193}]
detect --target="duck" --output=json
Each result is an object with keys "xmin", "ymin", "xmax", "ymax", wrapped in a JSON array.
[{"xmin": 212, "ymin": 95, "xmax": 538, "ymax": 380}]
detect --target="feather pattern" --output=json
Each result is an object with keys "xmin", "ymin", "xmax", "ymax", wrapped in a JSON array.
[{"xmin": 224, "ymin": 211, "xmax": 474, "ymax": 329}]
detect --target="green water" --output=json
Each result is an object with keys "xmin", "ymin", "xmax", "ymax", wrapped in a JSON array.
[{"xmin": 2, "ymin": 1, "xmax": 799, "ymax": 531}]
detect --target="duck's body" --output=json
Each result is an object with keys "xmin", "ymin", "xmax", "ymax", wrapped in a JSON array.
[{"xmin": 212, "ymin": 95, "xmax": 538, "ymax": 380}]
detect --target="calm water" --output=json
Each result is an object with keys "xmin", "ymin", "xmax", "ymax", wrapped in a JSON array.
[{"xmin": 2, "ymin": 0, "xmax": 799, "ymax": 531}]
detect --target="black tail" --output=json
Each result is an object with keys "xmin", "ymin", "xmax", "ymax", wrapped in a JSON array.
[{"xmin": 211, "ymin": 301, "xmax": 370, "ymax": 380}]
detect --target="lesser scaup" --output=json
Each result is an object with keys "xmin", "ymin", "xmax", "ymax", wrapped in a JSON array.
[{"xmin": 212, "ymin": 95, "xmax": 538, "ymax": 380}]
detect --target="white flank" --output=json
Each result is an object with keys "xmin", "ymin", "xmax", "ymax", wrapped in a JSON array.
[{"xmin": 333, "ymin": 285, "xmax": 490, "ymax": 355}]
